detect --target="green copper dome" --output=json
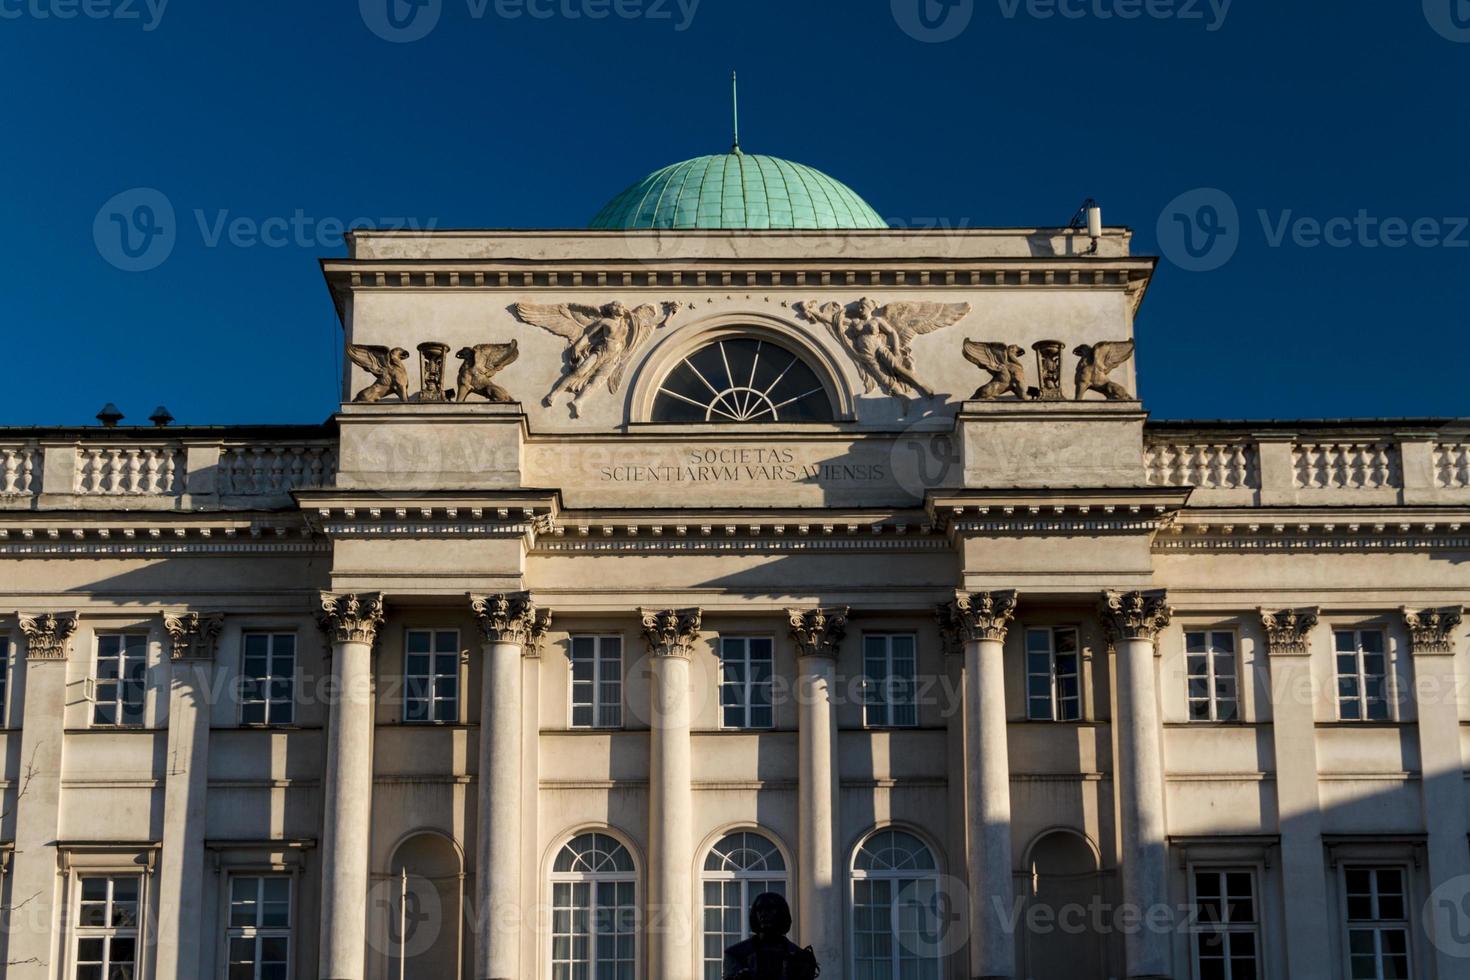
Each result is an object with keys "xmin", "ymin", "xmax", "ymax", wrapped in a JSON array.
[{"xmin": 590, "ymin": 152, "xmax": 888, "ymax": 231}]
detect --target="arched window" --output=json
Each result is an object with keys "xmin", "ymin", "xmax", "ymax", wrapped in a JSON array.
[
  {"xmin": 850, "ymin": 829, "xmax": 944, "ymax": 979},
  {"xmin": 652, "ymin": 338, "xmax": 835, "ymax": 423},
  {"xmin": 701, "ymin": 832, "xmax": 789, "ymax": 980},
  {"xmin": 549, "ymin": 833, "xmax": 637, "ymax": 980}
]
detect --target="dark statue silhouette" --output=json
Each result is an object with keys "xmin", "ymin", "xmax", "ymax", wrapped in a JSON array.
[{"xmin": 722, "ymin": 892, "xmax": 820, "ymax": 980}]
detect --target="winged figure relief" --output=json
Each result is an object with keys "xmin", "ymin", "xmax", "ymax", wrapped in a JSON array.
[
  {"xmin": 795, "ymin": 298, "xmax": 971, "ymax": 414},
  {"xmin": 510, "ymin": 301, "xmax": 683, "ymax": 418},
  {"xmin": 963, "ymin": 341, "xmax": 1029, "ymax": 400},
  {"xmin": 1073, "ymin": 340, "xmax": 1137, "ymax": 401},
  {"xmin": 346, "ymin": 344, "xmax": 411, "ymax": 403}
]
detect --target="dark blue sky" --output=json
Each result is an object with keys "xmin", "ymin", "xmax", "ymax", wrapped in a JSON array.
[{"xmin": 2, "ymin": 1, "xmax": 1466, "ymax": 425}]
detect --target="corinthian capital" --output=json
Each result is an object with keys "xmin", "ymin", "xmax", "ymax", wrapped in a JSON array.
[
  {"xmin": 316, "ymin": 592, "xmax": 385, "ymax": 645},
  {"xmin": 949, "ymin": 590, "xmax": 1019, "ymax": 645},
  {"xmin": 640, "ymin": 608, "xmax": 703, "ymax": 658},
  {"xmin": 164, "ymin": 611, "xmax": 225, "ymax": 661},
  {"xmin": 19, "ymin": 612, "xmax": 78, "ymax": 661},
  {"xmin": 469, "ymin": 592, "xmax": 549, "ymax": 648},
  {"xmin": 787, "ymin": 607, "xmax": 849, "ymax": 659},
  {"xmin": 1402, "ymin": 606, "xmax": 1463, "ymax": 655},
  {"xmin": 1101, "ymin": 590, "xmax": 1172, "ymax": 642},
  {"xmin": 1258, "ymin": 607, "xmax": 1319, "ymax": 654}
]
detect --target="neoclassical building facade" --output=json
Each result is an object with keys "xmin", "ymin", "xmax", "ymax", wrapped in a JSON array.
[{"xmin": 1, "ymin": 152, "xmax": 1468, "ymax": 980}]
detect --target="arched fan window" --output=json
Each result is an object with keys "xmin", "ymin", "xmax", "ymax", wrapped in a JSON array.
[
  {"xmin": 549, "ymin": 834, "xmax": 637, "ymax": 978},
  {"xmin": 850, "ymin": 830, "xmax": 943, "ymax": 979},
  {"xmin": 652, "ymin": 338, "xmax": 835, "ymax": 423},
  {"xmin": 702, "ymin": 832, "xmax": 789, "ymax": 979}
]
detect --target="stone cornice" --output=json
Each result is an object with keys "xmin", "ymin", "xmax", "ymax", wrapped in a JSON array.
[
  {"xmin": 1157, "ymin": 518, "xmax": 1470, "ymax": 553},
  {"xmin": 639, "ymin": 608, "xmax": 702, "ymax": 659},
  {"xmin": 1101, "ymin": 590, "xmax": 1172, "ymax": 642},
  {"xmin": 1401, "ymin": 606, "xmax": 1463, "ymax": 656},
  {"xmin": 0, "ymin": 518, "xmax": 319, "ymax": 557},
  {"xmin": 1258, "ymin": 607, "xmax": 1320, "ymax": 655},
  {"xmin": 787, "ymin": 607, "xmax": 849, "ymax": 659},
  {"xmin": 19, "ymin": 612, "xmax": 78, "ymax": 661},
  {"xmin": 929, "ymin": 489, "xmax": 1190, "ymax": 539},
  {"xmin": 316, "ymin": 592, "xmax": 385, "ymax": 646},
  {"xmin": 468, "ymin": 592, "xmax": 550, "ymax": 649},
  {"xmin": 947, "ymin": 590, "xmax": 1020, "ymax": 647},
  {"xmin": 163, "ymin": 611, "xmax": 225, "ymax": 662}
]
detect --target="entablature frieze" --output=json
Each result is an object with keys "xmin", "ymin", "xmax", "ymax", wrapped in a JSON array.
[
  {"xmin": 1158, "ymin": 508, "xmax": 1470, "ymax": 553},
  {"xmin": 0, "ymin": 516, "xmax": 320, "ymax": 557},
  {"xmin": 296, "ymin": 490, "xmax": 558, "ymax": 543}
]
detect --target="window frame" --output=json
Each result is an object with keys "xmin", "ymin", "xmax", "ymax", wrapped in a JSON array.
[
  {"xmin": 1025, "ymin": 626, "xmax": 1082, "ymax": 722},
  {"xmin": 239, "ymin": 631, "xmax": 298, "ymax": 727},
  {"xmin": 1187, "ymin": 865, "xmax": 1261, "ymax": 980},
  {"xmin": 849, "ymin": 828, "xmax": 944, "ymax": 980},
  {"xmin": 568, "ymin": 635, "xmax": 623, "ymax": 730},
  {"xmin": 547, "ymin": 832, "xmax": 639, "ymax": 980},
  {"xmin": 1338, "ymin": 864, "xmax": 1414, "ymax": 980},
  {"xmin": 1185, "ymin": 629, "xmax": 1242, "ymax": 723},
  {"xmin": 91, "ymin": 632, "xmax": 149, "ymax": 728},
  {"xmin": 717, "ymin": 636, "xmax": 776, "ymax": 731},
  {"xmin": 701, "ymin": 831, "xmax": 790, "ymax": 980},
  {"xmin": 69, "ymin": 873, "xmax": 144, "ymax": 980},
  {"xmin": 402, "ymin": 627, "xmax": 462, "ymax": 725},
  {"xmin": 861, "ymin": 633, "xmax": 919, "ymax": 729},
  {"xmin": 0, "ymin": 635, "xmax": 10, "ymax": 728},
  {"xmin": 1333, "ymin": 628, "xmax": 1393, "ymax": 722},
  {"xmin": 225, "ymin": 873, "xmax": 293, "ymax": 980}
]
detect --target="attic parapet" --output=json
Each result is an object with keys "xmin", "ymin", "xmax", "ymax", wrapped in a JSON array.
[
  {"xmin": 1142, "ymin": 423, "xmax": 1470, "ymax": 507},
  {"xmin": 0, "ymin": 431, "xmax": 337, "ymax": 511}
]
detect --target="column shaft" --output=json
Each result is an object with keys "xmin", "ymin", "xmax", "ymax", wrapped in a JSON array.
[
  {"xmin": 1115, "ymin": 636, "xmax": 1169, "ymax": 979},
  {"xmin": 968, "ymin": 636, "xmax": 1015, "ymax": 980},
  {"xmin": 477, "ymin": 639, "xmax": 523, "ymax": 980},
  {"xmin": 154, "ymin": 660, "xmax": 215, "ymax": 979},
  {"xmin": 6, "ymin": 660, "xmax": 68, "ymax": 977},
  {"xmin": 797, "ymin": 654, "xmax": 841, "ymax": 970},
  {"xmin": 650, "ymin": 651, "xmax": 694, "ymax": 980}
]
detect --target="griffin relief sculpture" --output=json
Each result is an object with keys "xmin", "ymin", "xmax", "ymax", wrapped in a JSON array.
[
  {"xmin": 962, "ymin": 341, "xmax": 1028, "ymax": 400},
  {"xmin": 346, "ymin": 345, "xmax": 411, "ymax": 403},
  {"xmin": 510, "ymin": 301, "xmax": 683, "ymax": 418},
  {"xmin": 455, "ymin": 339, "xmax": 520, "ymax": 403},
  {"xmin": 794, "ymin": 298, "xmax": 970, "ymax": 414},
  {"xmin": 1073, "ymin": 340, "xmax": 1137, "ymax": 400}
]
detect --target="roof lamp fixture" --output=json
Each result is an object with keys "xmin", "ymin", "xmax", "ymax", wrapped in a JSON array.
[{"xmin": 1069, "ymin": 198, "xmax": 1103, "ymax": 256}]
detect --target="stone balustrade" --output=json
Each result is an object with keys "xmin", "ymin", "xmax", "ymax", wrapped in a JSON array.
[{"xmin": 0, "ymin": 433, "xmax": 337, "ymax": 509}]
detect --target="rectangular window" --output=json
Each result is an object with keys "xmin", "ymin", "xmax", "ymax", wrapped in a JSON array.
[
  {"xmin": 862, "ymin": 634, "xmax": 917, "ymax": 728},
  {"xmin": 93, "ymin": 634, "xmax": 147, "ymax": 726},
  {"xmin": 1335, "ymin": 630, "xmax": 1390, "ymax": 721},
  {"xmin": 1191, "ymin": 868, "xmax": 1259, "ymax": 980},
  {"xmin": 241, "ymin": 633, "xmax": 296, "ymax": 726},
  {"xmin": 718, "ymin": 637, "xmax": 774, "ymax": 730},
  {"xmin": 227, "ymin": 875, "xmax": 292, "ymax": 980},
  {"xmin": 1026, "ymin": 627, "xmax": 1081, "ymax": 721},
  {"xmin": 570, "ymin": 636, "xmax": 622, "ymax": 729},
  {"xmin": 0, "ymin": 638, "xmax": 9, "ymax": 727},
  {"xmin": 1186, "ymin": 631, "xmax": 1240, "ymax": 722},
  {"xmin": 1343, "ymin": 867, "xmax": 1411, "ymax": 979},
  {"xmin": 404, "ymin": 629, "xmax": 460, "ymax": 724},
  {"xmin": 74, "ymin": 875, "xmax": 140, "ymax": 980}
]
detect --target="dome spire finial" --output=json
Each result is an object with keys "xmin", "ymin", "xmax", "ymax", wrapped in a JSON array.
[{"xmin": 731, "ymin": 70, "xmax": 741, "ymax": 154}]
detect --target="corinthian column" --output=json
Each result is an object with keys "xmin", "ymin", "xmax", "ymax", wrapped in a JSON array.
[
  {"xmin": 947, "ymin": 591, "xmax": 1019, "ymax": 980},
  {"xmin": 1100, "ymin": 590, "xmax": 1172, "ymax": 980},
  {"xmin": 641, "ymin": 607, "xmax": 702, "ymax": 980},
  {"xmin": 155, "ymin": 612, "xmax": 225, "ymax": 980},
  {"xmin": 1258, "ymin": 608, "xmax": 1331, "ymax": 977},
  {"xmin": 316, "ymin": 592, "xmax": 385, "ymax": 980},
  {"xmin": 469, "ymin": 592, "xmax": 548, "ymax": 980},
  {"xmin": 787, "ymin": 606, "xmax": 848, "ymax": 972}
]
